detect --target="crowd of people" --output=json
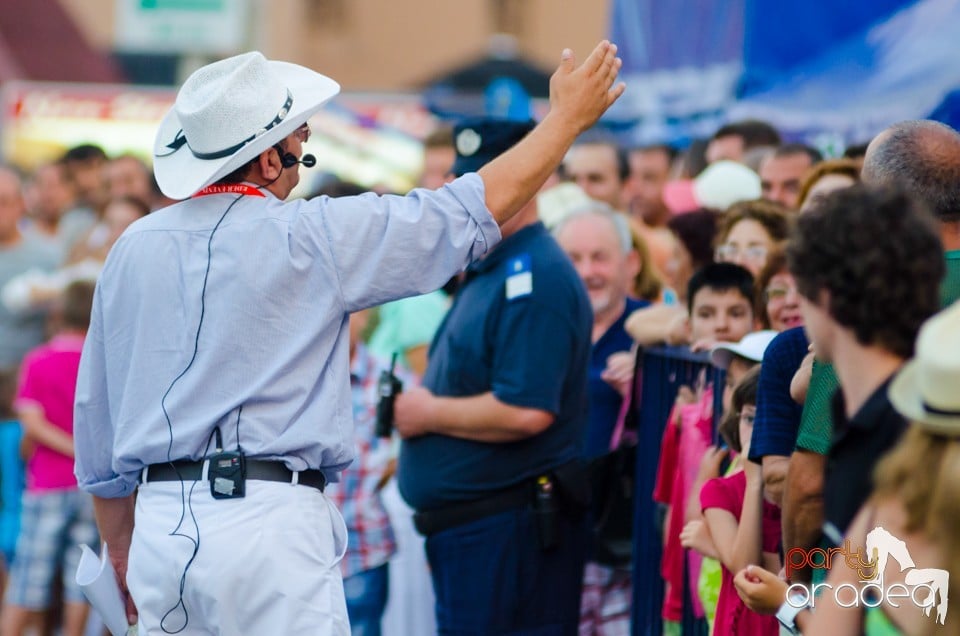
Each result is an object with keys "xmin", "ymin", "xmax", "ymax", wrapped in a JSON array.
[
  {"xmin": 0, "ymin": 41, "xmax": 957, "ymax": 636},
  {"xmin": 0, "ymin": 144, "xmax": 174, "ymax": 635}
]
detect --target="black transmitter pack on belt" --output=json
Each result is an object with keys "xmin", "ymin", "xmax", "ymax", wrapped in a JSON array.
[{"xmin": 209, "ymin": 451, "xmax": 246, "ymax": 499}]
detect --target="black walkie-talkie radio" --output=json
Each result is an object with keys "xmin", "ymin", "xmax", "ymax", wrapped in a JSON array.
[{"xmin": 375, "ymin": 353, "xmax": 403, "ymax": 438}]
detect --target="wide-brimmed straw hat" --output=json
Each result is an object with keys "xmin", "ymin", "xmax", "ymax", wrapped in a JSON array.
[
  {"xmin": 889, "ymin": 301, "xmax": 960, "ymax": 435},
  {"xmin": 153, "ymin": 51, "xmax": 340, "ymax": 200}
]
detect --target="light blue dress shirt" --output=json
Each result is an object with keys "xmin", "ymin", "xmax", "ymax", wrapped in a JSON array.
[{"xmin": 74, "ymin": 175, "xmax": 499, "ymax": 498}]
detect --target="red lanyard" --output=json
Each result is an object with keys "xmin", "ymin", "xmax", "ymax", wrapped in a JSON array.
[{"xmin": 192, "ymin": 184, "xmax": 266, "ymax": 198}]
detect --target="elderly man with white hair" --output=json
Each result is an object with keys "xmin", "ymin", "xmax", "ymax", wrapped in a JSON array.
[{"xmin": 554, "ymin": 203, "xmax": 645, "ymax": 635}]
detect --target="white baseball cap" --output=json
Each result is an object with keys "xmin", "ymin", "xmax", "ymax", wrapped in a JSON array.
[{"xmin": 710, "ymin": 330, "xmax": 778, "ymax": 370}]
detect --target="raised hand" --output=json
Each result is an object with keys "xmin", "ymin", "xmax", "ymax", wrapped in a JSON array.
[
  {"xmin": 548, "ymin": 40, "xmax": 625, "ymax": 134},
  {"xmin": 475, "ymin": 41, "xmax": 625, "ymax": 226}
]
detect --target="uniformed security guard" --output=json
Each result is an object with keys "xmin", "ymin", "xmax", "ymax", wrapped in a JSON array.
[{"xmin": 395, "ymin": 118, "xmax": 593, "ymax": 635}]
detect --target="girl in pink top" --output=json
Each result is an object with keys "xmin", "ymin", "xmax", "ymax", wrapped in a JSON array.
[
  {"xmin": 16, "ymin": 328, "xmax": 86, "ymax": 492},
  {"xmin": 4, "ymin": 281, "xmax": 99, "ymax": 636},
  {"xmin": 682, "ymin": 366, "xmax": 781, "ymax": 635}
]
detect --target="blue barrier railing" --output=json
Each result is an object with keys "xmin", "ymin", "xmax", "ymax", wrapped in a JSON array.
[{"xmin": 631, "ymin": 346, "xmax": 724, "ymax": 636}]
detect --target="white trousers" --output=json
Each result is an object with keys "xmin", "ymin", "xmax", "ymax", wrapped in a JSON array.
[{"xmin": 128, "ymin": 479, "xmax": 349, "ymax": 635}]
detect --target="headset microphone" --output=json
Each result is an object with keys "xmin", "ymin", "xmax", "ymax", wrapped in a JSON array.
[{"xmin": 274, "ymin": 143, "xmax": 316, "ymax": 169}]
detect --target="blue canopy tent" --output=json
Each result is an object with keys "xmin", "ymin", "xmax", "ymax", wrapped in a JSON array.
[
  {"xmin": 605, "ymin": 0, "xmax": 746, "ymax": 146},
  {"xmin": 608, "ymin": 0, "xmax": 960, "ymax": 149},
  {"xmin": 731, "ymin": 0, "xmax": 960, "ymax": 145}
]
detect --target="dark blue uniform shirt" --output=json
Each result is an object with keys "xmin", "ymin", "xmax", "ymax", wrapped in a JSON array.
[
  {"xmin": 585, "ymin": 296, "xmax": 648, "ymax": 458},
  {"xmin": 398, "ymin": 222, "xmax": 592, "ymax": 511}
]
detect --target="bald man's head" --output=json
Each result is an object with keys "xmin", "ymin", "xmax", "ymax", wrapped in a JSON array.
[{"xmin": 862, "ymin": 120, "xmax": 960, "ymax": 222}]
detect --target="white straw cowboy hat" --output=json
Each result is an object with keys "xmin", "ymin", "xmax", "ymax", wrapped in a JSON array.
[
  {"xmin": 889, "ymin": 301, "xmax": 960, "ymax": 435},
  {"xmin": 153, "ymin": 51, "xmax": 340, "ymax": 200}
]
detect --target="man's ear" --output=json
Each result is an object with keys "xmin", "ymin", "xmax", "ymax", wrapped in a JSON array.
[{"xmin": 257, "ymin": 147, "xmax": 283, "ymax": 182}]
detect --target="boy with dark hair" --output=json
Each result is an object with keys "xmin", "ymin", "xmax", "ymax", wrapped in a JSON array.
[
  {"xmin": 655, "ymin": 262, "xmax": 756, "ymax": 629},
  {"xmin": 685, "ymin": 262, "xmax": 756, "ymax": 349}
]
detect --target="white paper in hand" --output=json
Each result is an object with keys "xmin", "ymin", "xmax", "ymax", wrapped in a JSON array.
[{"xmin": 76, "ymin": 543, "xmax": 137, "ymax": 636}]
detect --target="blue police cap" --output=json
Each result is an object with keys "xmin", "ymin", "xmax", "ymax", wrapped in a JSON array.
[{"xmin": 451, "ymin": 118, "xmax": 537, "ymax": 177}]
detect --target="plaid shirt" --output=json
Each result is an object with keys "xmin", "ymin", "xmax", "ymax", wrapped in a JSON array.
[{"xmin": 326, "ymin": 344, "xmax": 397, "ymax": 578}]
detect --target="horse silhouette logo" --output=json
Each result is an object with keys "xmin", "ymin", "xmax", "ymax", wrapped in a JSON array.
[{"xmin": 865, "ymin": 526, "xmax": 949, "ymax": 625}]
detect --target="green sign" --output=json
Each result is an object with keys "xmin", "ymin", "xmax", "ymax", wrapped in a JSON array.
[
  {"xmin": 118, "ymin": 0, "xmax": 247, "ymax": 54},
  {"xmin": 139, "ymin": 0, "xmax": 223, "ymax": 10}
]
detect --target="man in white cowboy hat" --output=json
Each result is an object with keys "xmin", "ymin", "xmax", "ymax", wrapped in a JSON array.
[{"xmin": 73, "ymin": 43, "xmax": 625, "ymax": 634}]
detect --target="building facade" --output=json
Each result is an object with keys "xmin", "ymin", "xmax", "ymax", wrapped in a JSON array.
[{"xmin": 58, "ymin": 0, "xmax": 610, "ymax": 90}]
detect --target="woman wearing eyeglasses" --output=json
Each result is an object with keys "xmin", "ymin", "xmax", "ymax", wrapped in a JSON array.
[
  {"xmin": 754, "ymin": 248, "xmax": 803, "ymax": 332},
  {"xmin": 714, "ymin": 200, "xmax": 793, "ymax": 277}
]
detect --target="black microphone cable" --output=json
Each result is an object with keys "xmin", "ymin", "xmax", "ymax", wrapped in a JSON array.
[{"xmin": 158, "ymin": 192, "xmax": 244, "ymax": 634}]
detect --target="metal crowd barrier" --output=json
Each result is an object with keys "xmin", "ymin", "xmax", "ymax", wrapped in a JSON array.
[{"xmin": 631, "ymin": 346, "xmax": 725, "ymax": 636}]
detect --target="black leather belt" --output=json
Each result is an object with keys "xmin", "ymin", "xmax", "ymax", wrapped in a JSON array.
[
  {"xmin": 143, "ymin": 459, "xmax": 326, "ymax": 492},
  {"xmin": 413, "ymin": 481, "xmax": 532, "ymax": 536}
]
